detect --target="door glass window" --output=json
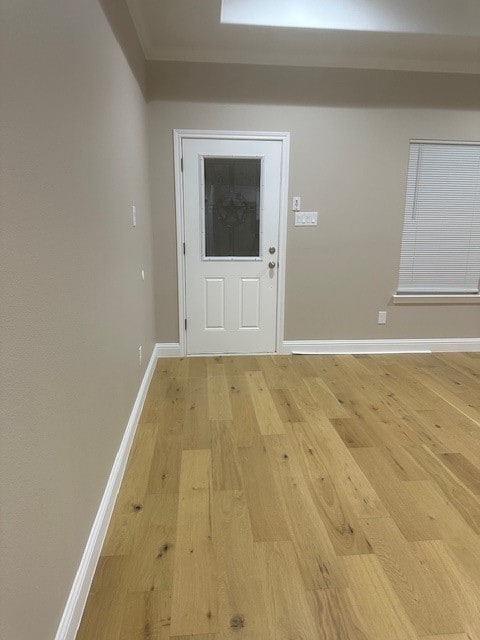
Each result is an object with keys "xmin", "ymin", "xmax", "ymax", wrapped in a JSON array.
[{"xmin": 204, "ymin": 158, "xmax": 261, "ymax": 258}]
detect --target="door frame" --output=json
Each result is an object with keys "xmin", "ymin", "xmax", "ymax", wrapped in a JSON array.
[{"xmin": 173, "ymin": 129, "xmax": 290, "ymax": 356}]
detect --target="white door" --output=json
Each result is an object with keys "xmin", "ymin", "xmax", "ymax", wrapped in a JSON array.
[{"xmin": 182, "ymin": 136, "xmax": 284, "ymax": 355}]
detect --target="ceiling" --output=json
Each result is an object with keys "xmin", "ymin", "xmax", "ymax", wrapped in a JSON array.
[{"xmin": 126, "ymin": 0, "xmax": 480, "ymax": 74}]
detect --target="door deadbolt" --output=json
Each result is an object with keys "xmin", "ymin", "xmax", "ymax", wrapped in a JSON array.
[{"xmin": 269, "ymin": 246, "xmax": 276, "ymax": 254}]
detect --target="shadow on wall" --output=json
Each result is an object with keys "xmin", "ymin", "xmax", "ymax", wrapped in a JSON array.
[
  {"xmin": 98, "ymin": 0, "xmax": 147, "ymax": 96},
  {"xmin": 147, "ymin": 60, "xmax": 480, "ymax": 110}
]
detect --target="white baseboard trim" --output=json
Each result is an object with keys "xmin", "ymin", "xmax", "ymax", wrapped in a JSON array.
[
  {"xmin": 55, "ymin": 345, "xmax": 158, "ymax": 640},
  {"xmin": 155, "ymin": 342, "xmax": 182, "ymax": 357},
  {"xmin": 283, "ymin": 338, "xmax": 480, "ymax": 355}
]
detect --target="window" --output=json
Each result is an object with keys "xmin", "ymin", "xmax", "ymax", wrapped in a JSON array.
[
  {"xmin": 397, "ymin": 141, "xmax": 480, "ymax": 295},
  {"xmin": 203, "ymin": 158, "xmax": 261, "ymax": 258}
]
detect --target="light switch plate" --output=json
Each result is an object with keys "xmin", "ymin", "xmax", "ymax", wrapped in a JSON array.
[
  {"xmin": 378, "ymin": 311, "xmax": 387, "ymax": 325},
  {"xmin": 292, "ymin": 196, "xmax": 301, "ymax": 211},
  {"xmin": 295, "ymin": 211, "xmax": 318, "ymax": 226}
]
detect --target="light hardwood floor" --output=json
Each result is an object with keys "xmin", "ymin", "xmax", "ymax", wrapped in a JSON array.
[{"xmin": 76, "ymin": 353, "xmax": 480, "ymax": 640}]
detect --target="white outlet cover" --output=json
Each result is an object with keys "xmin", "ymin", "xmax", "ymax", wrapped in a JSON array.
[
  {"xmin": 295, "ymin": 211, "xmax": 318, "ymax": 226},
  {"xmin": 378, "ymin": 311, "xmax": 387, "ymax": 324},
  {"xmin": 132, "ymin": 203, "xmax": 137, "ymax": 227}
]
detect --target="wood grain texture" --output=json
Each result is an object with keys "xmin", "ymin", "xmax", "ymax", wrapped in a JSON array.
[{"xmin": 77, "ymin": 354, "xmax": 480, "ymax": 639}]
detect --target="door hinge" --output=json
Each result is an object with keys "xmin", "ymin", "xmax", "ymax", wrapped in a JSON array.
[
  {"xmin": 184, "ymin": 318, "xmax": 187, "ymax": 331},
  {"xmin": 180, "ymin": 157, "xmax": 183, "ymax": 172},
  {"xmin": 183, "ymin": 242, "xmax": 185, "ymax": 255}
]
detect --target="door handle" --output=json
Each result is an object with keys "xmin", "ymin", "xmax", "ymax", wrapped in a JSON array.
[
  {"xmin": 269, "ymin": 246, "xmax": 276, "ymax": 254},
  {"xmin": 268, "ymin": 261, "xmax": 276, "ymax": 269}
]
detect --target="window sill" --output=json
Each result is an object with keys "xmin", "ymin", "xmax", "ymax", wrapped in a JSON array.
[{"xmin": 392, "ymin": 294, "xmax": 480, "ymax": 305}]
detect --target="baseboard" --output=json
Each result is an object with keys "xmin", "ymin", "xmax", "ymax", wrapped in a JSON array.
[
  {"xmin": 155, "ymin": 342, "xmax": 182, "ymax": 357},
  {"xmin": 283, "ymin": 338, "xmax": 480, "ymax": 355},
  {"xmin": 55, "ymin": 345, "xmax": 159, "ymax": 640}
]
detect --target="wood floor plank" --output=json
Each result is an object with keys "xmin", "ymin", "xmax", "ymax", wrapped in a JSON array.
[
  {"xmin": 222, "ymin": 354, "xmax": 260, "ymax": 376},
  {"xmin": 147, "ymin": 432, "xmax": 182, "ymax": 494},
  {"xmin": 264, "ymin": 433, "xmax": 347, "ymax": 589},
  {"xmin": 342, "ymin": 554, "xmax": 419, "ymax": 640},
  {"xmin": 226, "ymin": 374, "xmax": 261, "ymax": 447},
  {"xmin": 413, "ymin": 408, "xmax": 480, "ymax": 467},
  {"xmin": 437, "ymin": 451, "xmax": 480, "ymax": 496},
  {"xmin": 207, "ymin": 366, "xmax": 233, "ymax": 421},
  {"xmin": 213, "ymin": 490, "xmax": 271, "ymax": 639},
  {"xmin": 102, "ymin": 424, "xmax": 158, "ymax": 556},
  {"xmin": 289, "ymin": 421, "xmax": 373, "ymax": 556},
  {"xmin": 258, "ymin": 354, "xmax": 302, "ymax": 389},
  {"xmin": 76, "ymin": 589, "xmax": 126, "ymax": 640},
  {"xmin": 170, "ymin": 636, "xmax": 216, "ymax": 640},
  {"xmin": 298, "ymin": 419, "xmax": 388, "ymax": 519},
  {"xmin": 401, "ymin": 480, "xmax": 480, "ymax": 590},
  {"xmin": 352, "ymin": 448, "xmax": 441, "ymax": 541},
  {"xmin": 123, "ymin": 492, "xmax": 178, "ymax": 592},
  {"xmin": 416, "ymin": 370, "xmax": 480, "ymax": 426},
  {"xmin": 361, "ymin": 516, "xmax": 464, "ymax": 636},
  {"xmin": 418, "ymin": 634, "xmax": 470, "ymax": 640},
  {"xmin": 182, "ymin": 378, "xmax": 211, "ymax": 449},
  {"xmin": 307, "ymin": 588, "xmax": 369, "ymax": 640},
  {"xmin": 119, "ymin": 589, "xmax": 171, "ymax": 640},
  {"xmin": 303, "ymin": 377, "xmax": 350, "ymax": 418},
  {"xmin": 170, "ymin": 450, "xmax": 217, "ymax": 636},
  {"xmin": 269, "ymin": 387, "xmax": 305, "ymax": 423},
  {"xmin": 245, "ymin": 371, "xmax": 285, "ymax": 435},
  {"xmin": 211, "ymin": 421, "xmax": 243, "ymax": 491},
  {"xmin": 412, "ymin": 540, "xmax": 480, "ymax": 640},
  {"xmin": 254, "ymin": 541, "xmax": 319, "ymax": 639},
  {"xmin": 237, "ymin": 439, "xmax": 290, "ymax": 542},
  {"xmin": 405, "ymin": 445, "xmax": 480, "ymax": 533}
]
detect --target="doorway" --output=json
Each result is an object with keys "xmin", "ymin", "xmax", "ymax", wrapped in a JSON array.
[{"xmin": 174, "ymin": 130, "xmax": 290, "ymax": 355}]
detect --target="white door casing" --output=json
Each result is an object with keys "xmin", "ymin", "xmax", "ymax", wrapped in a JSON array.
[{"xmin": 174, "ymin": 131, "xmax": 289, "ymax": 355}]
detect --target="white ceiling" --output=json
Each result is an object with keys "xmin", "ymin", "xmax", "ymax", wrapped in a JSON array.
[{"xmin": 127, "ymin": 0, "xmax": 480, "ymax": 74}]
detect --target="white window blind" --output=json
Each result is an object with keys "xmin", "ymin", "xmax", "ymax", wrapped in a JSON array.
[{"xmin": 397, "ymin": 141, "xmax": 480, "ymax": 294}]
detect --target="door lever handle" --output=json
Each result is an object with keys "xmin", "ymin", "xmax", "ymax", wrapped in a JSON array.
[{"xmin": 268, "ymin": 261, "xmax": 276, "ymax": 269}]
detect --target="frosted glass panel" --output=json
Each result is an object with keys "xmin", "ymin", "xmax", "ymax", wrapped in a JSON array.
[{"xmin": 204, "ymin": 158, "xmax": 261, "ymax": 257}]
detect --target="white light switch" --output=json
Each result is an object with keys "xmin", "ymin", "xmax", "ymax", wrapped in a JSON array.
[
  {"xmin": 295, "ymin": 211, "xmax": 318, "ymax": 226},
  {"xmin": 292, "ymin": 196, "xmax": 301, "ymax": 211}
]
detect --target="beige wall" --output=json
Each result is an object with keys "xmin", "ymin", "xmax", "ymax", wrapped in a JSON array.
[
  {"xmin": 147, "ymin": 61, "xmax": 480, "ymax": 342},
  {"xmin": 1, "ymin": 1, "xmax": 155, "ymax": 638}
]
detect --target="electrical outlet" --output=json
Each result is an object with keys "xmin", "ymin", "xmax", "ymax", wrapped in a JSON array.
[
  {"xmin": 292, "ymin": 196, "xmax": 301, "ymax": 211},
  {"xmin": 132, "ymin": 203, "xmax": 137, "ymax": 227},
  {"xmin": 138, "ymin": 345, "xmax": 142, "ymax": 364},
  {"xmin": 141, "ymin": 269, "xmax": 145, "ymax": 281},
  {"xmin": 378, "ymin": 311, "xmax": 387, "ymax": 325}
]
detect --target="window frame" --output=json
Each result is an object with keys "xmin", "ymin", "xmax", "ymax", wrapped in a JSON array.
[{"xmin": 395, "ymin": 139, "xmax": 480, "ymax": 302}]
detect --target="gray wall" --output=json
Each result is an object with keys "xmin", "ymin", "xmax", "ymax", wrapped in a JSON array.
[
  {"xmin": 0, "ymin": 1, "xmax": 155, "ymax": 638},
  {"xmin": 147, "ymin": 61, "xmax": 480, "ymax": 342}
]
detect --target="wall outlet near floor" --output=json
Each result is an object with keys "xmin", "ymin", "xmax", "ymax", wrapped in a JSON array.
[
  {"xmin": 378, "ymin": 311, "xmax": 387, "ymax": 325},
  {"xmin": 138, "ymin": 345, "xmax": 142, "ymax": 364},
  {"xmin": 295, "ymin": 211, "xmax": 318, "ymax": 226},
  {"xmin": 132, "ymin": 203, "xmax": 137, "ymax": 227}
]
